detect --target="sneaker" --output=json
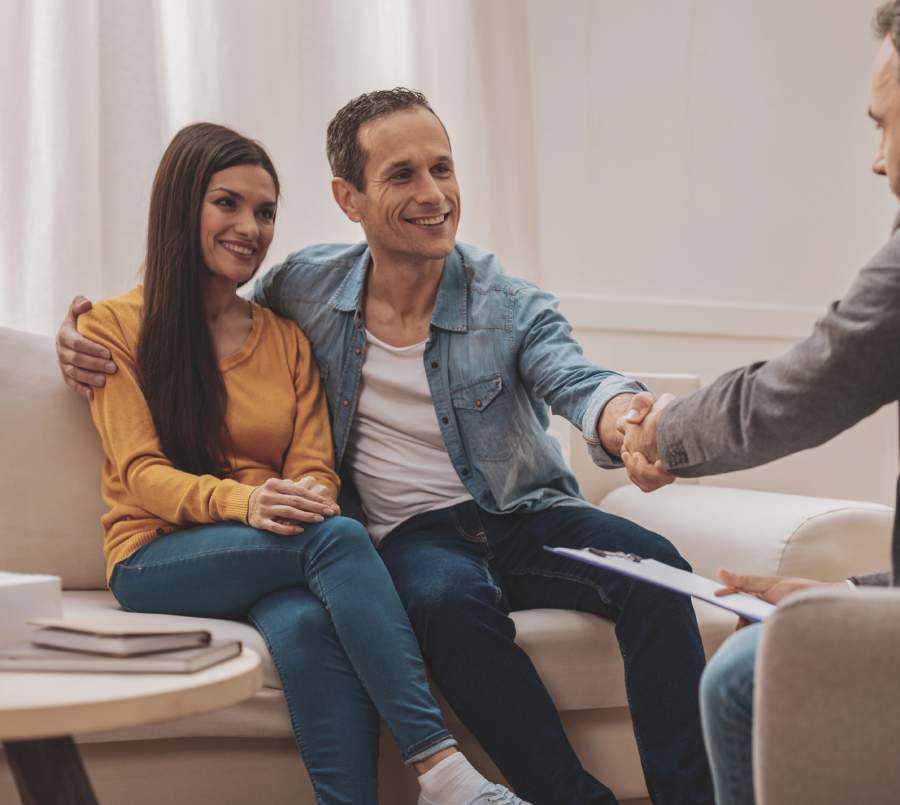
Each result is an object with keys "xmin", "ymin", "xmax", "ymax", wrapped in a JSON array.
[
  {"xmin": 418, "ymin": 781, "xmax": 533, "ymax": 805},
  {"xmin": 470, "ymin": 783, "xmax": 532, "ymax": 804}
]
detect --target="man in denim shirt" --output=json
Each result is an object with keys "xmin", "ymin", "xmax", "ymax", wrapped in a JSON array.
[{"xmin": 59, "ymin": 90, "xmax": 712, "ymax": 805}]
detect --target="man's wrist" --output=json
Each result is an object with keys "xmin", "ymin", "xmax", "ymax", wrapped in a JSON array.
[{"xmin": 598, "ymin": 393, "xmax": 634, "ymax": 456}]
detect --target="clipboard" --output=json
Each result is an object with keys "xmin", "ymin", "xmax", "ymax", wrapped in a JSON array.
[{"xmin": 545, "ymin": 546, "xmax": 775, "ymax": 622}]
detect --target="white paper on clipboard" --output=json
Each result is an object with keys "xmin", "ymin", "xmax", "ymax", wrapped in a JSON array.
[{"xmin": 546, "ymin": 547, "xmax": 775, "ymax": 622}]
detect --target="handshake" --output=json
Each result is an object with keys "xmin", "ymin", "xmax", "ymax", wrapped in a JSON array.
[{"xmin": 614, "ymin": 391, "xmax": 677, "ymax": 493}]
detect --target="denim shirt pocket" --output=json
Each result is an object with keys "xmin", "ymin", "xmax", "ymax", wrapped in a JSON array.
[{"xmin": 451, "ymin": 373, "xmax": 514, "ymax": 461}]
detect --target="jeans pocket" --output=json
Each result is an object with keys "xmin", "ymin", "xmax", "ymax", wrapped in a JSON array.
[
  {"xmin": 450, "ymin": 502, "xmax": 487, "ymax": 545},
  {"xmin": 450, "ymin": 373, "xmax": 516, "ymax": 461}
]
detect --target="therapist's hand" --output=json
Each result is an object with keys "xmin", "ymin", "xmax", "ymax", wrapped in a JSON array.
[
  {"xmin": 714, "ymin": 569, "xmax": 834, "ymax": 605},
  {"xmin": 618, "ymin": 391, "xmax": 676, "ymax": 492}
]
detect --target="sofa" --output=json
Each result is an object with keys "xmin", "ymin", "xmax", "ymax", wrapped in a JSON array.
[{"xmin": 0, "ymin": 325, "xmax": 894, "ymax": 804}]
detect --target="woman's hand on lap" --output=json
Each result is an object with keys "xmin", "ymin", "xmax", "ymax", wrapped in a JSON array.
[
  {"xmin": 293, "ymin": 475, "xmax": 341, "ymax": 517},
  {"xmin": 248, "ymin": 477, "xmax": 338, "ymax": 535}
]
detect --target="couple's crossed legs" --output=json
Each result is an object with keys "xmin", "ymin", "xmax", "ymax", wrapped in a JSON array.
[
  {"xmin": 379, "ymin": 502, "xmax": 714, "ymax": 805},
  {"xmin": 110, "ymin": 505, "xmax": 713, "ymax": 805},
  {"xmin": 110, "ymin": 517, "xmax": 454, "ymax": 805}
]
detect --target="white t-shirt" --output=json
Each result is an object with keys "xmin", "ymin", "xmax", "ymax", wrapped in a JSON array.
[{"xmin": 344, "ymin": 329, "xmax": 472, "ymax": 542}]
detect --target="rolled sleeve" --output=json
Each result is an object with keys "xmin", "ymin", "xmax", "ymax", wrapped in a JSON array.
[{"xmin": 582, "ymin": 375, "xmax": 648, "ymax": 468}]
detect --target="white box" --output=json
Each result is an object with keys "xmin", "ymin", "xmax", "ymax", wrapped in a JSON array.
[{"xmin": 0, "ymin": 572, "xmax": 63, "ymax": 648}]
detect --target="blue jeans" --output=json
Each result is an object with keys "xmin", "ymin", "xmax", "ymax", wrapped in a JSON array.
[
  {"xmin": 378, "ymin": 501, "xmax": 714, "ymax": 805},
  {"xmin": 699, "ymin": 622, "xmax": 761, "ymax": 805},
  {"xmin": 109, "ymin": 518, "xmax": 456, "ymax": 805}
]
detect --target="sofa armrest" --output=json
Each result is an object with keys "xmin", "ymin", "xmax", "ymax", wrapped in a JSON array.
[
  {"xmin": 754, "ymin": 587, "xmax": 900, "ymax": 805},
  {"xmin": 599, "ymin": 484, "xmax": 893, "ymax": 582}
]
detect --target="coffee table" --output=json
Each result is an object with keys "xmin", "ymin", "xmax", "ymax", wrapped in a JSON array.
[{"xmin": 0, "ymin": 647, "xmax": 262, "ymax": 804}]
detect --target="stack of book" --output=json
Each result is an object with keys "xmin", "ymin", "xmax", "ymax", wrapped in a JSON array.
[{"xmin": 0, "ymin": 617, "xmax": 241, "ymax": 673}]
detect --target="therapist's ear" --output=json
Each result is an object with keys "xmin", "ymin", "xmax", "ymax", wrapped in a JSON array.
[{"xmin": 331, "ymin": 177, "xmax": 362, "ymax": 223}]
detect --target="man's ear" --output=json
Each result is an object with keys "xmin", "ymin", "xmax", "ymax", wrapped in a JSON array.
[{"xmin": 331, "ymin": 177, "xmax": 362, "ymax": 223}]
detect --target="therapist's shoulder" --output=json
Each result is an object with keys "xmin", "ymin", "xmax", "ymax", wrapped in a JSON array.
[
  {"xmin": 864, "ymin": 215, "xmax": 900, "ymax": 269},
  {"xmin": 841, "ymin": 225, "xmax": 900, "ymax": 324}
]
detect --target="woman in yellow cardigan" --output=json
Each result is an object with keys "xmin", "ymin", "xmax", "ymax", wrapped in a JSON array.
[{"xmin": 79, "ymin": 123, "xmax": 523, "ymax": 805}]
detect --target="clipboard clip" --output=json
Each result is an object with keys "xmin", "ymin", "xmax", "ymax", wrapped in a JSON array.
[{"xmin": 587, "ymin": 547, "xmax": 643, "ymax": 563}]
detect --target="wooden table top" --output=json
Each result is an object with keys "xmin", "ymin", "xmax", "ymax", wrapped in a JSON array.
[{"xmin": 0, "ymin": 648, "xmax": 262, "ymax": 742}]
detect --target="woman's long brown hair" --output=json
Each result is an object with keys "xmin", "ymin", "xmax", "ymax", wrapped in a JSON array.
[{"xmin": 137, "ymin": 123, "xmax": 279, "ymax": 477}]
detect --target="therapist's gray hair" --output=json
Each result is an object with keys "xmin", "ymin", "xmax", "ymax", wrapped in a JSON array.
[{"xmin": 876, "ymin": 1, "xmax": 900, "ymax": 64}]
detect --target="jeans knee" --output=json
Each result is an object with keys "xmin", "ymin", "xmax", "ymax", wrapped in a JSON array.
[
  {"xmin": 643, "ymin": 530, "xmax": 692, "ymax": 572},
  {"xmin": 700, "ymin": 630, "xmax": 759, "ymax": 721},
  {"xmin": 405, "ymin": 575, "xmax": 498, "ymax": 635},
  {"xmin": 251, "ymin": 588, "xmax": 336, "ymax": 645},
  {"xmin": 311, "ymin": 516, "xmax": 373, "ymax": 555}
]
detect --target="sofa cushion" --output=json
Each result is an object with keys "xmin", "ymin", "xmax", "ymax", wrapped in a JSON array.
[
  {"xmin": 0, "ymin": 327, "xmax": 107, "ymax": 589},
  {"xmin": 63, "ymin": 590, "xmax": 736, "ymax": 725}
]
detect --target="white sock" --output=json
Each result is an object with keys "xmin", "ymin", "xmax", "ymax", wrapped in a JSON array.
[{"xmin": 418, "ymin": 752, "xmax": 487, "ymax": 805}]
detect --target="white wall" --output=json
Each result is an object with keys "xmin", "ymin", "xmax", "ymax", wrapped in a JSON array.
[{"xmin": 524, "ymin": 0, "xmax": 898, "ymax": 505}]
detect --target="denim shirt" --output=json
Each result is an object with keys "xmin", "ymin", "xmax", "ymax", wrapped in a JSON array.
[{"xmin": 252, "ymin": 241, "xmax": 645, "ymax": 522}]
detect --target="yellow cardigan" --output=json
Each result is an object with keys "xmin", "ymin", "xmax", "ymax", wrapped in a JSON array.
[{"xmin": 78, "ymin": 287, "xmax": 340, "ymax": 584}]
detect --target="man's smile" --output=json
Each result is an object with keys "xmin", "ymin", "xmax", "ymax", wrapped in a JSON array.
[{"xmin": 404, "ymin": 212, "xmax": 451, "ymax": 228}]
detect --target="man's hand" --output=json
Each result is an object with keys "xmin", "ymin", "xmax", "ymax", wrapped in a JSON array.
[
  {"xmin": 617, "ymin": 391, "xmax": 677, "ymax": 493},
  {"xmin": 714, "ymin": 568, "xmax": 834, "ymax": 605},
  {"xmin": 57, "ymin": 296, "xmax": 117, "ymax": 400},
  {"xmin": 247, "ymin": 477, "xmax": 340, "ymax": 536},
  {"xmin": 597, "ymin": 393, "xmax": 636, "ymax": 457}
]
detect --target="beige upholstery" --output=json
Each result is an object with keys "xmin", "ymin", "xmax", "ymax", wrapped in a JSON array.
[
  {"xmin": 0, "ymin": 324, "xmax": 893, "ymax": 804},
  {"xmin": 0, "ymin": 327, "xmax": 108, "ymax": 588},
  {"xmin": 599, "ymin": 484, "xmax": 893, "ymax": 582},
  {"xmin": 754, "ymin": 587, "xmax": 900, "ymax": 805}
]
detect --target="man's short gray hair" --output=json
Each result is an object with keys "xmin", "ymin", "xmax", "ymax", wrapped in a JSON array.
[{"xmin": 326, "ymin": 88, "xmax": 448, "ymax": 191}]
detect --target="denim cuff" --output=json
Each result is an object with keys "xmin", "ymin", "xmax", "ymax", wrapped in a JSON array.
[
  {"xmin": 581, "ymin": 376, "xmax": 648, "ymax": 469},
  {"xmin": 406, "ymin": 736, "xmax": 458, "ymax": 766}
]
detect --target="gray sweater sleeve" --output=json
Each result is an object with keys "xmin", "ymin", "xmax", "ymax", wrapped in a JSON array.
[{"xmin": 657, "ymin": 236, "xmax": 900, "ymax": 477}]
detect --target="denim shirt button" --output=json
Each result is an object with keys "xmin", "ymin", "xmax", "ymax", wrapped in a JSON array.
[
  {"xmin": 354, "ymin": 347, "xmax": 362, "ymax": 356},
  {"xmin": 341, "ymin": 399, "xmax": 350, "ymax": 408},
  {"xmin": 431, "ymin": 360, "xmax": 439, "ymax": 369},
  {"xmin": 441, "ymin": 416, "xmax": 449, "ymax": 425},
  {"xmin": 474, "ymin": 399, "xmax": 482, "ymax": 408},
  {"xmin": 461, "ymin": 468, "xmax": 470, "ymax": 476}
]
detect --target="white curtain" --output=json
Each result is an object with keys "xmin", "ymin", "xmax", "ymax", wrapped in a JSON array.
[{"xmin": 1, "ymin": 0, "xmax": 540, "ymax": 335}]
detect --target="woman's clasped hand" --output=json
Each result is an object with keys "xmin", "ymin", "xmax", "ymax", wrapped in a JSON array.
[{"xmin": 248, "ymin": 476, "xmax": 340, "ymax": 535}]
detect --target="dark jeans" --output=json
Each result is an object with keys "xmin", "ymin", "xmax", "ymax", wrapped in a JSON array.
[
  {"xmin": 109, "ymin": 518, "xmax": 455, "ymax": 805},
  {"xmin": 378, "ymin": 500, "xmax": 714, "ymax": 805}
]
